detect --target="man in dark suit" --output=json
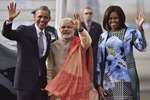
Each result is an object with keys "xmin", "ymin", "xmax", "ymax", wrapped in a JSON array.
[
  {"xmin": 2, "ymin": 2, "xmax": 51, "ymax": 100},
  {"xmin": 81, "ymin": 6, "xmax": 103, "ymax": 89},
  {"xmin": 32, "ymin": 10, "xmax": 58, "ymax": 43}
]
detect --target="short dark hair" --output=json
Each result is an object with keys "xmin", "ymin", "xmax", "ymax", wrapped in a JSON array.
[
  {"xmin": 32, "ymin": 6, "xmax": 51, "ymax": 16},
  {"xmin": 103, "ymin": 5, "xmax": 126, "ymax": 31}
]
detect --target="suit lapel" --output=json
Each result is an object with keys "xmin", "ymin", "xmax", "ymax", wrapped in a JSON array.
[
  {"xmin": 30, "ymin": 25, "xmax": 40, "ymax": 58},
  {"xmin": 89, "ymin": 21, "xmax": 94, "ymax": 33},
  {"xmin": 44, "ymin": 30, "xmax": 51, "ymax": 57},
  {"xmin": 82, "ymin": 22, "xmax": 87, "ymax": 31}
]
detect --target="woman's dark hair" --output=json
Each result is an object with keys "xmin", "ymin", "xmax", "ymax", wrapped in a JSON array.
[{"xmin": 103, "ymin": 5, "xmax": 126, "ymax": 31}]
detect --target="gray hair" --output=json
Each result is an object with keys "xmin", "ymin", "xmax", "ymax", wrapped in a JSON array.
[{"xmin": 59, "ymin": 17, "xmax": 74, "ymax": 26}]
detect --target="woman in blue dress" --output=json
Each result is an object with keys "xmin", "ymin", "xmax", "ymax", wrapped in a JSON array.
[{"xmin": 96, "ymin": 5, "xmax": 147, "ymax": 100}]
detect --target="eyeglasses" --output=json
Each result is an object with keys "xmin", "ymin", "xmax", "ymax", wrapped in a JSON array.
[{"xmin": 84, "ymin": 12, "xmax": 92, "ymax": 15}]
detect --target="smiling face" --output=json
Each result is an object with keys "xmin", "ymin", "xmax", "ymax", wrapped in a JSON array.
[
  {"xmin": 59, "ymin": 18, "xmax": 75, "ymax": 40},
  {"xmin": 34, "ymin": 10, "xmax": 50, "ymax": 30},
  {"xmin": 108, "ymin": 11, "xmax": 120, "ymax": 32},
  {"xmin": 103, "ymin": 6, "xmax": 126, "ymax": 31}
]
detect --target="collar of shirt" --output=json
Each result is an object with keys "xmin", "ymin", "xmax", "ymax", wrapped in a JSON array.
[
  {"xmin": 35, "ymin": 24, "xmax": 46, "ymax": 38},
  {"xmin": 84, "ymin": 21, "xmax": 92, "ymax": 27}
]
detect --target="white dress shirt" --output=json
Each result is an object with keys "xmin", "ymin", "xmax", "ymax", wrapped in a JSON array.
[{"xmin": 35, "ymin": 24, "xmax": 47, "ymax": 56}]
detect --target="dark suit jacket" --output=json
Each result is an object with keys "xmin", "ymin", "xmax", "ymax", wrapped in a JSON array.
[
  {"xmin": 81, "ymin": 21, "xmax": 102, "ymax": 88},
  {"xmin": 2, "ymin": 21, "xmax": 51, "ymax": 91},
  {"xmin": 81, "ymin": 21, "xmax": 102, "ymax": 47},
  {"xmin": 45, "ymin": 26, "xmax": 58, "ymax": 43}
]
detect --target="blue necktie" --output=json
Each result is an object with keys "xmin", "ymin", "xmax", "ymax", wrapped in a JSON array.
[{"xmin": 38, "ymin": 31, "xmax": 44, "ymax": 58}]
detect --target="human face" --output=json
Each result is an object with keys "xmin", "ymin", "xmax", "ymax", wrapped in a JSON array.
[
  {"xmin": 108, "ymin": 11, "xmax": 120, "ymax": 31},
  {"xmin": 34, "ymin": 10, "xmax": 50, "ymax": 30},
  {"xmin": 83, "ymin": 9, "xmax": 93, "ymax": 22},
  {"xmin": 59, "ymin": 20, "xmax": 75, "ymax": 40}
]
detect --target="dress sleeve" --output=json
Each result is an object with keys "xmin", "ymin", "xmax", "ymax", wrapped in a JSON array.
[{"xmin": 132, "ymin": 29, "xmax": 147, "ymax": 51}]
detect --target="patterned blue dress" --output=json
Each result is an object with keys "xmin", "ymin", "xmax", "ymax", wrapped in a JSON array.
[{"xmin": 96, "ymin": 28, "xmax": 147, "ymax": 100}]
